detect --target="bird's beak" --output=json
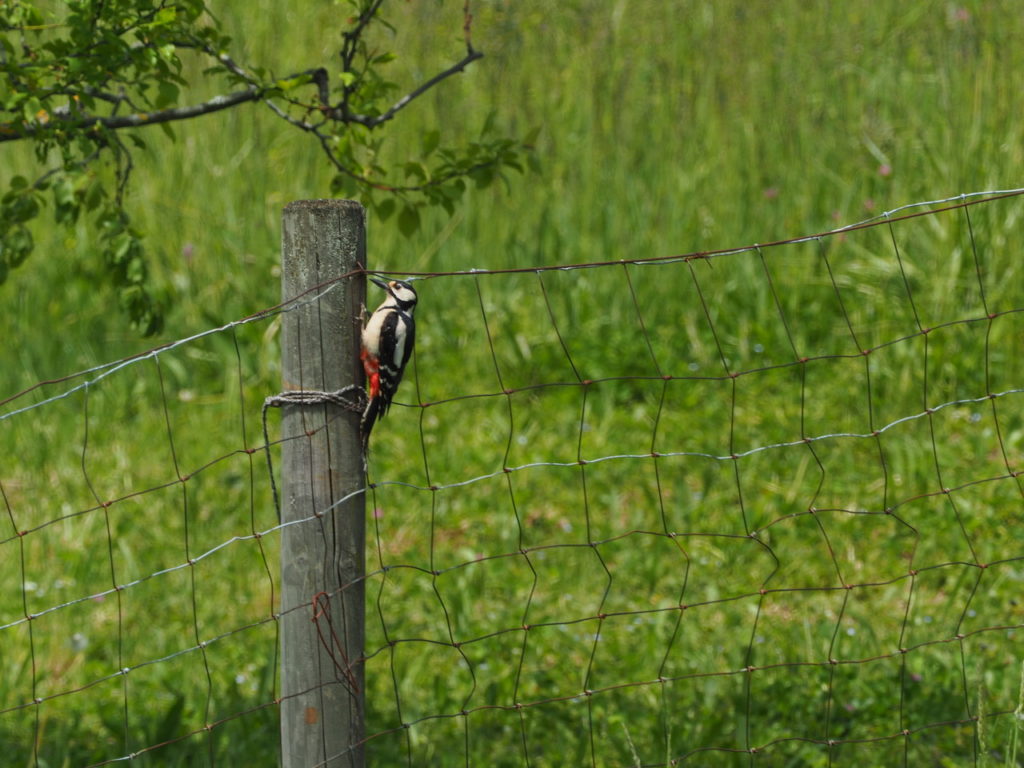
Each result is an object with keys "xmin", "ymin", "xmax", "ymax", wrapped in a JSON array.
[{"xmin": 370, "ymin": 277, "xmax": 390, "ymax": 292}]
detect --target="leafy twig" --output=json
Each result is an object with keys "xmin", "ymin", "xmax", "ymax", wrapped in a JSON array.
[{"xmin": 340, "ymin": 47, "xmax": 483, "ymax": 129}]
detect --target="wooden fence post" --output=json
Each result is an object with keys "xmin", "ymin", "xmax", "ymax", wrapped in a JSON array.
[{"xmin": 279, "ymin": 200, "xmax": 366, "ymax": 768}]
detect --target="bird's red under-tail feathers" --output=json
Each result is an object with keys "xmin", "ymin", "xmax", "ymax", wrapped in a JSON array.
[
  {"xmin": 361, "ymin": 347, "xmax": 381, "ymax": 399},
  {"xmin": 360, "ymin": 347, "xmax": 383, "ymax": 452}
]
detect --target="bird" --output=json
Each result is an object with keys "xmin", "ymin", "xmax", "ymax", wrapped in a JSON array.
[{"xmin": 360, "ymin": 277, "xmax": 418, "ymax": 453}]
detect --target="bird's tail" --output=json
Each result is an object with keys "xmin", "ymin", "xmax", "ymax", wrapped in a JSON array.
[{"xmin": 360, "ymin": 395, "xmax": 383, "ymax": 455}]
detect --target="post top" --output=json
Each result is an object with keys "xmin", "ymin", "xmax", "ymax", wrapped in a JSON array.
[{"xmin": 284, "ymin": 199, "xmax": 365, "ymax": 213}]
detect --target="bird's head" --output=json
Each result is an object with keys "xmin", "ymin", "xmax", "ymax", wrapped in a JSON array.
[{"xmin": 371, "ymin": 277, "xmax": 418, "ymax": 312}]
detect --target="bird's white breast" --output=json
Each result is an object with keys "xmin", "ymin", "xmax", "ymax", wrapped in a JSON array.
[{"xmin": 361, "ymin": 304, "xmax": 390, "ymax": 357}]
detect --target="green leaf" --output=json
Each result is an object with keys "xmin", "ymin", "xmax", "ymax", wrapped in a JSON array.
[
  {"xmin": 4, "ymin": 226, "xmax": 33, "ymax": 268},
  {"xmin": 159, "ymin": 122, "xmax": 177, "ymax": 142},
  {"xmin": 330, "ymin": 173, "xmax": 358, "ymax": 197},
  {"xmin": 126, "ymin": 255, "xmax": 146, "ymax": 282},
  {"xmin": 54, "ymin": 176, "xmax": 74, "ymax": 207},
  {"xmin": 19, "ymin": 99, "xmax": 42, "ymax": 127},
  {"xmin": 421, "ymin": 129, "xmax": 441, "ymax": 157},
  {"xmin": 4, "ymin": 192, "xmax": 40, "ymax": 224},
  {"xmin": 403, "ymin": 161, "xmax": 428, "ymax": 182},
  {"xmin": 110, "ymin": 232, "xmax": 134, "ymax": 264},
  {"xmin": 157, "ymin": 43, "xmax": 179, "ymax": 65},
  {"xmin": 375, "ymin": 198, "xmax": 397, "ymax": 222},
  {"xmin": 469, "ymin": 165, "xmax": 496, "ymax": 189},
  {"xmin": 479, "ymin": 110, "xmax": 497, "ymax": 138},
  {"xmin": 53, "ymin": 175, "xmax": 80, "ymax": 224},
  {"xmin": 397, "ymin": 204, "xmax": 420, "ymax": 237},
  {"xmin": 523, "ymin": 125, "xmax": 542, "ymax": 147},
  {"xmin": 155, "ymin": 81, "xmax": 179, "ymax": 109},
  {"xmin": 84, "ymin": 180, "xmax": 104, "ymax": 212},
  {"xmin": 276, "ymin": 73, "xmax": 313, "ymax": 91},
  {"xmin": 153, "ymin": 6, "xmax": 178, "ymax": 26}
]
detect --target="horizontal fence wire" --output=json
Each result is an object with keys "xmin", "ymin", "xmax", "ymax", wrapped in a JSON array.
[{"xmin": 1, "ymin": 188, "xmax": 1023, "ymax": 766}]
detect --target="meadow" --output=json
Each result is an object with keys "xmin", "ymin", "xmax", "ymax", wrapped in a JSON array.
[{"xmin": 2, "ymin": 1, "xmax": 1024, "ymax": 765}]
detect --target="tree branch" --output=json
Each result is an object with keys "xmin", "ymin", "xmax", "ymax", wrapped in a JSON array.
[
  {"xmin": 196, "ymin": 46, "xmax": 323, "ymax": 131},
  {"xmin": 343, "ymin": 48, "xmax": 483, "ymax": 128},
  {"xmin": 340, "ymin": 0, "xmax": 387, "ymax": 72},
  {"xmin": 0, "ymin": 88, "xmax": 261, "ymax": 143}
]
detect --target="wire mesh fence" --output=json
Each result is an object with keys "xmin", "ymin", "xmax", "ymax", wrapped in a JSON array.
[{"xmin": 2, "ymin": 189, "xmax": 1023, "ymax": 766}]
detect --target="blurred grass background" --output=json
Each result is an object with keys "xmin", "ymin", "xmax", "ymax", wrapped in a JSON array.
[{"xmin": 2, "ymin": 0, "xmax": 1024, "ymax": 765}]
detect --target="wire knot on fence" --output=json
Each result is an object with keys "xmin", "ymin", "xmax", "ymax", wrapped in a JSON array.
[{"xmin": 263, "ymin": 386, "xmax": 366, "ymax": 413}]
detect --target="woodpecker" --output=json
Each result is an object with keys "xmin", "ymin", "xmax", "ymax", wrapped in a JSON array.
[{"xmin": 360, "ymin": 277, "xmax": 418, "ymax": 452}]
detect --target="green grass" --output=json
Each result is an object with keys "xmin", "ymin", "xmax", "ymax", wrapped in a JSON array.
[{"xmin": 3, "ymin": 1, "xmax": 1024, "ymax": 765}]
